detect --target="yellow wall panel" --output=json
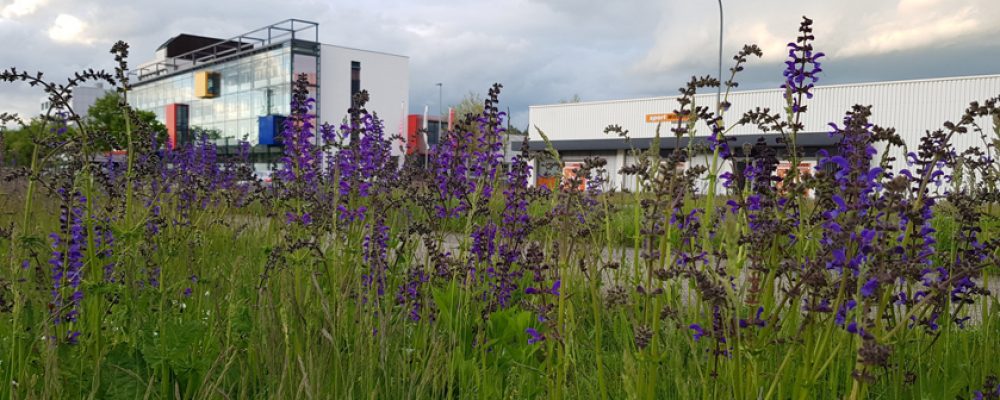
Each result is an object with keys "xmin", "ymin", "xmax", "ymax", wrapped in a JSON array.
[{"xmin": 194, "ymin": 71, "xmax": 219, "ymax": 98}]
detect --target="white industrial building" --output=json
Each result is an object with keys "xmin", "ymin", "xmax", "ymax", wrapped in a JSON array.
[
  {"xmin": 41, "ymin": 84, "xmax": 108, "ymax": 115},
  {"xmin": 525, "ymin": 74, "xmax": 1000, "ymax": 192}
]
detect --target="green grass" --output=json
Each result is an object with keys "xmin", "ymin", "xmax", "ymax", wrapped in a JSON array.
[{"xmin": 1, "ymin": 189, "xmax": 998, "ymax": 399}]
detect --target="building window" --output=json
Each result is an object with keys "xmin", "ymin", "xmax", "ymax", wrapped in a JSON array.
[
  {"xmin": 292, "ymin": 54, "xmax": 318, "ymax": 87},
  {"xmin": 351, "ymin": 61, "xmax": 361, "ymax": 105},
  {"xmin": 194, "ymin": 71, "xmax": 220, "ymax": 98}
]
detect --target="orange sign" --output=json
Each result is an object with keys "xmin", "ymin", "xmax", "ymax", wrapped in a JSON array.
[
  {"xmin": 776, "ymin": 161, "xmax": 815, "ymax": 197},
  {"xmin": 645, "ymin": 113, "xmax": 685, "ymax": 123},
  {"xmin": 536, "ymin": 176, "xmax": 558, "ymax": 189},
  {"xmin": 562, "ymin": 162, "xmax": 587, "ymax": 191}
]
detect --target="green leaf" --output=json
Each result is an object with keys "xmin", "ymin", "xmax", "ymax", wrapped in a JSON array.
[{"xmin": 100, "ymin": 344, "xmax": 150, "ymax": 399}]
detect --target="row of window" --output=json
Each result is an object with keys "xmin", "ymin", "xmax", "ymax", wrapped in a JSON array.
[
  {"xmin": 130, "ymin": 47, "xmax": 303, "ymax": 143},
  {"xmin": 130, "ymin": 44, "xmax": 363, "ymax": 146}
]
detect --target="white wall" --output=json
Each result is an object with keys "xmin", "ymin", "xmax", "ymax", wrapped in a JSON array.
[
  {"xmin": 530, "ymin": 75, "xmax": 1000, "ymax": 190},
  {"xmin": 72, "ymin": 86, "xmax": 107, "ymax": 115},
  {"xmin": 40, "ymin": 85, "xmax": 107, "ymax": 115},
  {"xmin": 319, "ymin": 45, "xmax": 409, "ymax": 158},
  {"xmin": 530, "ymin": 75, "xmax": 1000, "ymax": 144},
  {"xmin": 558, "ymin": 151, "xmax": 621, "ymax": 192}
]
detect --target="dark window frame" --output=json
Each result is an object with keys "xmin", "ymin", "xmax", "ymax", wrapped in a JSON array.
[{"xmin": 350, "ymin": 61, "xmax": 361, "ymax": 105}]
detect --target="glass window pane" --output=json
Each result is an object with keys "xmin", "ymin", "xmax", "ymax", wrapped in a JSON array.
[{"xmin": 293, "ymin": 54, "xmax": 317, "ymax": 86}]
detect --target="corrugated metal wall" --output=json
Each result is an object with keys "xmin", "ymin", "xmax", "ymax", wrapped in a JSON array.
[
  {"xmin": 530, "ymin": 75, "xmax": 1000, "ymax": 186},
  {"xmin": 531, "ymin": 75, "xmax": 1000, "ymax": 141}
]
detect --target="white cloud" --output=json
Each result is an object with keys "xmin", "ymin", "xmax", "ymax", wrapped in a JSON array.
[
  {"xmin": 838, "ymin": 5, "xmax": 982, "ymax": 57},
  {"xmin": 0, "ymin": 0, "xmax": 46, "ymax": 19},
  {"xmin": 47, "ymin": 13, "xmax": 93, "ymax": 44},
  {"xmin": 634, "ymin": 0, "xmax": 1000, "ymax": 75},
  {"xmin": 897, "ymin": 0, "xmax": 941, "ymax": 14},
  {"xmin": 735, "ymin": 23, "xmax": 788, "ymax": 63},
  {"xmin": 403, "ymin": 23, "xmax": 437, "ymax": 38},
  {"xmin": 1, "ymin": 0, "xmax": 999, "ymax": 128}
]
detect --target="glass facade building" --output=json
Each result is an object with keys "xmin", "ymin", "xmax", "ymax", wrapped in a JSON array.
[
  {"xmin": 128, "ymin": 19, "xmax": 410, "ymax": 174},
  {"xmin": 130, "ymin": 20, "xmax": 319, "ymax": 148}
]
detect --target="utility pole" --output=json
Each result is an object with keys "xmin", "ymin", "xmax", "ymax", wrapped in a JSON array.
[
  {"xmin": 436, "ymin": 82, "xmax": 443, "ymax": 136},
  {"xmin": 504, "ymin": 106, "xmax": 511, "ymax": 164},
  {"xmin": 716, "ymin": 0, "xmax": 724, "ymax": 113}
]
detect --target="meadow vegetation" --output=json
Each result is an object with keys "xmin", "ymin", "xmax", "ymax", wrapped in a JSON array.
[{"xmin": 1, "ymin": 16, "xmax": 1000, "ymax": 399}]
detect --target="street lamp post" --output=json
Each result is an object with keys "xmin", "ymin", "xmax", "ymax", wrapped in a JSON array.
[
  {"xmin": 716, "ymin": 0, "xmax": 724, "ymax": 113},
  {"xmin": 436, "ymin": 82, "xmax": 443, "ymax": 135}
]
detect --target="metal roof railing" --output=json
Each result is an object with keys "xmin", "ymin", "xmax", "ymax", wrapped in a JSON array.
[{"xmin": 134, "ymin": 19, "xmax": 319, "ymax": 82}]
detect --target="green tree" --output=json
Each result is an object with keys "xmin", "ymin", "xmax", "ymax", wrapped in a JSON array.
[
  {"xmin": 559, "ymin": 94, "xmax": 582, "ymax": 103},
  {"xmin": 87, "ymin": 92, "xmax": 167, "ymax": 150},
  {"xmin": 1, "ymin": 117, "xmax": 84, "ymax": 166},
  {"xmin": 453, "ymin": 91, "xmax": 485, "ymax": 127},
  {"xmin": 190, "ymin": 126, "xmax": 222, "ymax": 141},
  {"xmin": 0, "ymin": 121, "xmax": 41, "ymax": 166},
  {"xmin": 506, "ymin": 125, "xmax": 526, "ymax": 137}
]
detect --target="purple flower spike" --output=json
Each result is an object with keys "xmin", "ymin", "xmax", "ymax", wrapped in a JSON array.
[
  {"xmin": 740, "ymin": 307, "xmax": 767, "ymax": 328},
  {"xmin": 781, "ymin": 17, "xmax": 823, "ymax": 113},
  {"xmin": 526, "ymin": 327, "xmax": 545, "ymax": 345},
  {"xmin": 725, "ymin": 199, "xmax": 740, "ymax": 214},
  {"xmin": 549, "ymin": 280, "xmax": 561, "ymax": 296},
  {"xmin": 66, "ymin": 331, "xmax": 80, "ymax": 345},
  {"xmin": 861, "ymin": 277, "xmax": 878, "ymax": 298},
  {"xmin": 689, "ymin": 324, "xmax": 705, "ymax": 341}
]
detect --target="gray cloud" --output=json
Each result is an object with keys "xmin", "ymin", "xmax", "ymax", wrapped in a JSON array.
[{"xmin": 2, "ymin": 0, "xmax": 999, "ymax": 130}]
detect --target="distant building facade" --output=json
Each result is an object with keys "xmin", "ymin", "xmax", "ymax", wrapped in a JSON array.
[
  {"xmin": 129, "ymin": 19, "xmax": 409, "ymax": 170},
  {"xmin": 41, "ymin": 84, "xmax": 107, "ymax": 115},
  {"xmin": 523, "ymin": 74, "xmax": 1000, "ymax": 191},
  {"xmin": 406, "ymin": 114, "xmax": 446, "ymax": 156}
]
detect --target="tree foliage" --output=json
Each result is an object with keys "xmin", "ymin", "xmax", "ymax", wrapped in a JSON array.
[
  {"xmin": 452, "ymin": 91, "xmax": 485, "ymax": 134},
  {"xmin": 87, "ymin": 92, "xmax": 166, "ymax": 150},
  {"xmin": 453, "ymin": 91, "xmax": 485, "ymax": 120},
  {"xmin": 559, "ymin": 94, "xmax": 581, "ymax": 104},
  {"xmin": 1, "ymin": 120, "xmax": 43, "ymax": 166}
]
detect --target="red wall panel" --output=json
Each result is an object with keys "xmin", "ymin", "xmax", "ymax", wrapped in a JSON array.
[{"xmin": 165, "ymin": 104, "xmax": 178, "ymax": 150}]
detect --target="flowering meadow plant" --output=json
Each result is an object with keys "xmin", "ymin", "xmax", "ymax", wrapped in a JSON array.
[{"xmin": 1, "ymin": 17, "xmax": 999, "ymax": 399}]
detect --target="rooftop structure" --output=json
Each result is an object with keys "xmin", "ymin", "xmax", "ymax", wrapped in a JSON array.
[{"xmin": 135, "ymin": 20, "xmax": 319, "ymax": 82}]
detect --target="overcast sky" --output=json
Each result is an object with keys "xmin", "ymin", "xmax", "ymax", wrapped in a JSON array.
[{"xmin": 2, "ymin": 0, "xmax": 999, "ymax": 128}]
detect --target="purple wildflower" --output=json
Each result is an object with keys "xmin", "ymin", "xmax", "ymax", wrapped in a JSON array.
[
  {"xmin": 861, "ymin": 277, "xmax": 879, "ymax": 298},
  {"xmin": 275, "ymin": 74, "xmax": 321, "ymax": 190},
  {"xmin": 781, "ymin": 16, "xmax": 824, "ymax": 113},
  {"xmin": 689, "ymin": 324, "xmax": 705, "ymax": 341},
  {"xmin": 396, "ymin": 267, "xmax": 430, "ymax": 322},
  {"xmin": 739, "ymin": 306, "xmax": 767, "ymax": 328},
  {"xmin": 361, "ymin": 218, "xmax": 390, "ymax": 300},
  {"xmin": 835, "ymin": 299, "xmax": 857, "ymax": 326},
  {"xmin": 526, "ymin": 327, "xmax": 545, "ymax": 344}
]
